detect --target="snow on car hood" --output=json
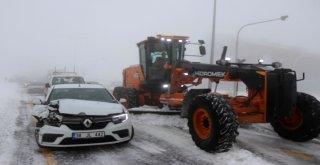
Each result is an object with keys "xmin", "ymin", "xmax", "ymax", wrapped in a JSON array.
[{"xmin": 58, "ymin": 99, "xmax": 123, "ymax": 116}]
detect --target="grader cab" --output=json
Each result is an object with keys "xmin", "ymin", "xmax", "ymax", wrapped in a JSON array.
[{"xmin": 113, "ymin": 35, "xmax": 205, "ymax": 109}]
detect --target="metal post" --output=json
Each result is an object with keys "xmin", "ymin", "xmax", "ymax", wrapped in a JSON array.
[
  {"xmin": 208, "ymin": 0, "xmax": 217, "ymax": 90},
  {"xmin": 233, "ymin": 15, "xmax": 288, "ymax": 97}
]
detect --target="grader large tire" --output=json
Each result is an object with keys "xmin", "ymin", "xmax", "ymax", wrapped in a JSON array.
[
  {"xmin": 188, "ymin": 93, "xmax": 239, "ymax": 152},
  {"xmin": 271, "ymin": 92, "xmax": 320, "ymax": 142},
  {"xmin": 181, "ymin": 88, "xmax": 211, "ymax": 118},
  {"xmin": 125, "ymin": 88, "xmax": 139, "ymax": 108}
]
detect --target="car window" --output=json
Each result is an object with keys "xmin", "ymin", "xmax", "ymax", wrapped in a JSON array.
[
  {"xmin": 52, "ymin": 77, "xmax": 85, "ymax": 85},
  {"xmin": 47, "ymin": 88, "xmax": 116, "ymax": 103}
]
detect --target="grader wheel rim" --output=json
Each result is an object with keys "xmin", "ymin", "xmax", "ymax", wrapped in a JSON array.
[
  {"xmin": 281, "ymin": 109, "xmax": 303, "ymax": 130},
  {"xmin": 193, "ymin": 108, "xmax": 212, "ymax": 140}
]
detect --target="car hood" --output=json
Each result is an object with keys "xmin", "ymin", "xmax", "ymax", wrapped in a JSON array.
[{"xmin": 58, "ymin": 99, "xmax": 123, "ymax": 116}]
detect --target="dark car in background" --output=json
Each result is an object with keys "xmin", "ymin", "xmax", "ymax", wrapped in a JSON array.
[{"xmin": 25, "ymin": 82, "xmax": 45, "ymax": 95}]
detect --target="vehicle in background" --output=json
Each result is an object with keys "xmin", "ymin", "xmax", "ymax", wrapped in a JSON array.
[
  {"xmin": 86, "ymin": 81, "xmax": 100, "ymax": 85},
  {"xmin": 47, "ymin": 72, "xmax": 85, "ymax": 86},
  {"xmin": 25, "ymin": 81, "xmax": 45, "ymax": 95},
  {"xmin": 44, "ymin": 71, "xmax": 86, "ymax": 97},
  {"xmin": 24, "ymin": 81, "xmax": 47, "ymax": 103},
  {"xmin": 32, "ymin": 84, "xmax": 133, "ymax": 147}
]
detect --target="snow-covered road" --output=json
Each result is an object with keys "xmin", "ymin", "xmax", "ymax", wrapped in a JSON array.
[{"xmin": 1, "ymin": 82, "xmax": 320, "ymax": 165}]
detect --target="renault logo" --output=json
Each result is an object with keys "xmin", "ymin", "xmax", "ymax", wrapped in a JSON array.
[{"xmin": 83, "ymin": 119, "xmax": 93, "ymax": 128}]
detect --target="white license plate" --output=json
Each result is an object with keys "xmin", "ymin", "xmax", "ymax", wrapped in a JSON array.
[{"xmin": 72, "ymin": 131, "xmax": 105, "ymax": 139}]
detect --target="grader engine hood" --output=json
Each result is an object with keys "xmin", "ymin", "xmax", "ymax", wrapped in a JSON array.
[{"xmin": 178, "ymin": 61, "xmax": 230, "ymax": 78}]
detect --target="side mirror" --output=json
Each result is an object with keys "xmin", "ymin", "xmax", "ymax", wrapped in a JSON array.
[
  {"xmin": 199, "ymin": 46, "xmax": 206, "ymax": 55},
  {"xmin": 119, "ymin": 98, "xmax": 127, "ymax": 103},
  {"xmin": 32, "ymin": 99, "xmax": 43, "ymax": 105}
]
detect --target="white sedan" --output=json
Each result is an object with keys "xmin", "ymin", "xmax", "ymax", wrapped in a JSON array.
[{"xmin": 32, "ymin": 84, "xmax": 134, "ymax": 147}]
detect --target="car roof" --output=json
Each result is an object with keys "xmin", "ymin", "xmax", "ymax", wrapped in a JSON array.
[{"xmin": 52, "ymin": 84, "xmax": 105, "ymax": 89}]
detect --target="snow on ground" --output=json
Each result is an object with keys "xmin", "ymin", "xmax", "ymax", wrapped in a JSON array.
[
  {"xmin": 131, "ymin": 113, "xmax": 188, "ymax": 130},
  {"xmin": 130, "ymin": 109, "xmax": 274, "ymax": 165},
  {"xmin": 0, "ymin": 82, "xmax": 46, "ymax": 165},
  {"xmin": 0, "ymin": 82, "xmax": 317, "ymax": 164},
  {"xmin": 0, "ymin": 81, "xmax": 21, "ymax": 164}
]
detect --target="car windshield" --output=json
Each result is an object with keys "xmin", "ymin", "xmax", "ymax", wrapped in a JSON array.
[
  {"xmin": 47, "ymin": 88, "xmax": 116, "ymax": 103},
  {"xmin": 52, "ymin": 77, "xmax": 85, "ymax": 85}
]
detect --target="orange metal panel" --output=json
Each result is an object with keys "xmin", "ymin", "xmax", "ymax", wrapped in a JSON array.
[
  {"xmin": 237, "ymin": 113, "xmax": 265, "ymax": 124},
  {"xmin": 123, "ymin": 65, "xmax": 144, "ymax": 90},
  {"xmin": 160, "ymin": 93, "xmax": 185, "ymax": 107}
]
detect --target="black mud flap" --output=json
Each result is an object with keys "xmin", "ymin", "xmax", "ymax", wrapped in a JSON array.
[{"xmin": 267, "ymin": 69, "xmax": 297, "ymax": 121}]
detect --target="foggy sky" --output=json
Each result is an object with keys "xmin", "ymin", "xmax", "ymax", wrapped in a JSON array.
[{"xmin": 0, "ymin": 0, "xmax": 319, "ymax": 86}]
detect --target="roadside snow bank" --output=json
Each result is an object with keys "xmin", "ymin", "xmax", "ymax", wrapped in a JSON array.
[{"xmin": 0, "ymin": 81, "xmax": 21, "ymax": 164}]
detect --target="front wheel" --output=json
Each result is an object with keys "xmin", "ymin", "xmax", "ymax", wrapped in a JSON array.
[
  {"xmin": 188, "ymin": 93, "xmax": 239, "ymax": 152},
  {"xmin": 271, "ymin": 92, "xmax": 320, "ymax": 142},
  {"xmin": 126, "ymin": 88, "xmax": 139, "ymax": 108}
]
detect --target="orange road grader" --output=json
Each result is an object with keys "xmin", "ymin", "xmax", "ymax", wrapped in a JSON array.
[{"xmin": 114, "ymin": 35, "xmax": 320, "ymax": 152}]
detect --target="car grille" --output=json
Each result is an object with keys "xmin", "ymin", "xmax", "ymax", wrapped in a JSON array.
[
  {"xmin": 62, "ymin": 115, "xmax": 112, "ymax": 130},
  {"xmin": 60, "ymin": 136, "xmax": 116, "ymax": 145}
]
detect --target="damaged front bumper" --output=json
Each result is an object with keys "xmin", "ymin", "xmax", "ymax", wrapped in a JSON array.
[{"xmin": 35, "ymin": 119, "xmax": 133, "ymax": 147}]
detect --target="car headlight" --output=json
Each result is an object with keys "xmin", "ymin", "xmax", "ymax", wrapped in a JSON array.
[
  {"xmin": 162, "ymin": 84, "xmax": 169, "ymax": 89},
  {"xmin": 46, "ymin": 111, "xmax": 63, "ymax": 127},
  {"xmin": 112, "ymin": 113, "xmax": 128, "ymax": 124},
  {"xmin": 45, "ymin": 100, "xmax": 62, "ymax": 127}
]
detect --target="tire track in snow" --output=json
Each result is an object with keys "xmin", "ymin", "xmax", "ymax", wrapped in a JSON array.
[
  {"xmin": 49, "ymin": 147, "xmax": 102, "ymax": 165},
  {"xmin": 237, "ymin": 124, "xmax": 320, "ymax": 165},
  {"xmin": 94, "ymin": 127, "xmax": 210, "ymax": 165},
  {"xmin": 11, "ymin": 102, "xmax": 44, "ymax": 165}
]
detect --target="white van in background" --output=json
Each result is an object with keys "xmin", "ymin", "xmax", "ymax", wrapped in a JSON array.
[{"xmin": 44, "ymin": 72, "xmax": 86, "ymax": 97}]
